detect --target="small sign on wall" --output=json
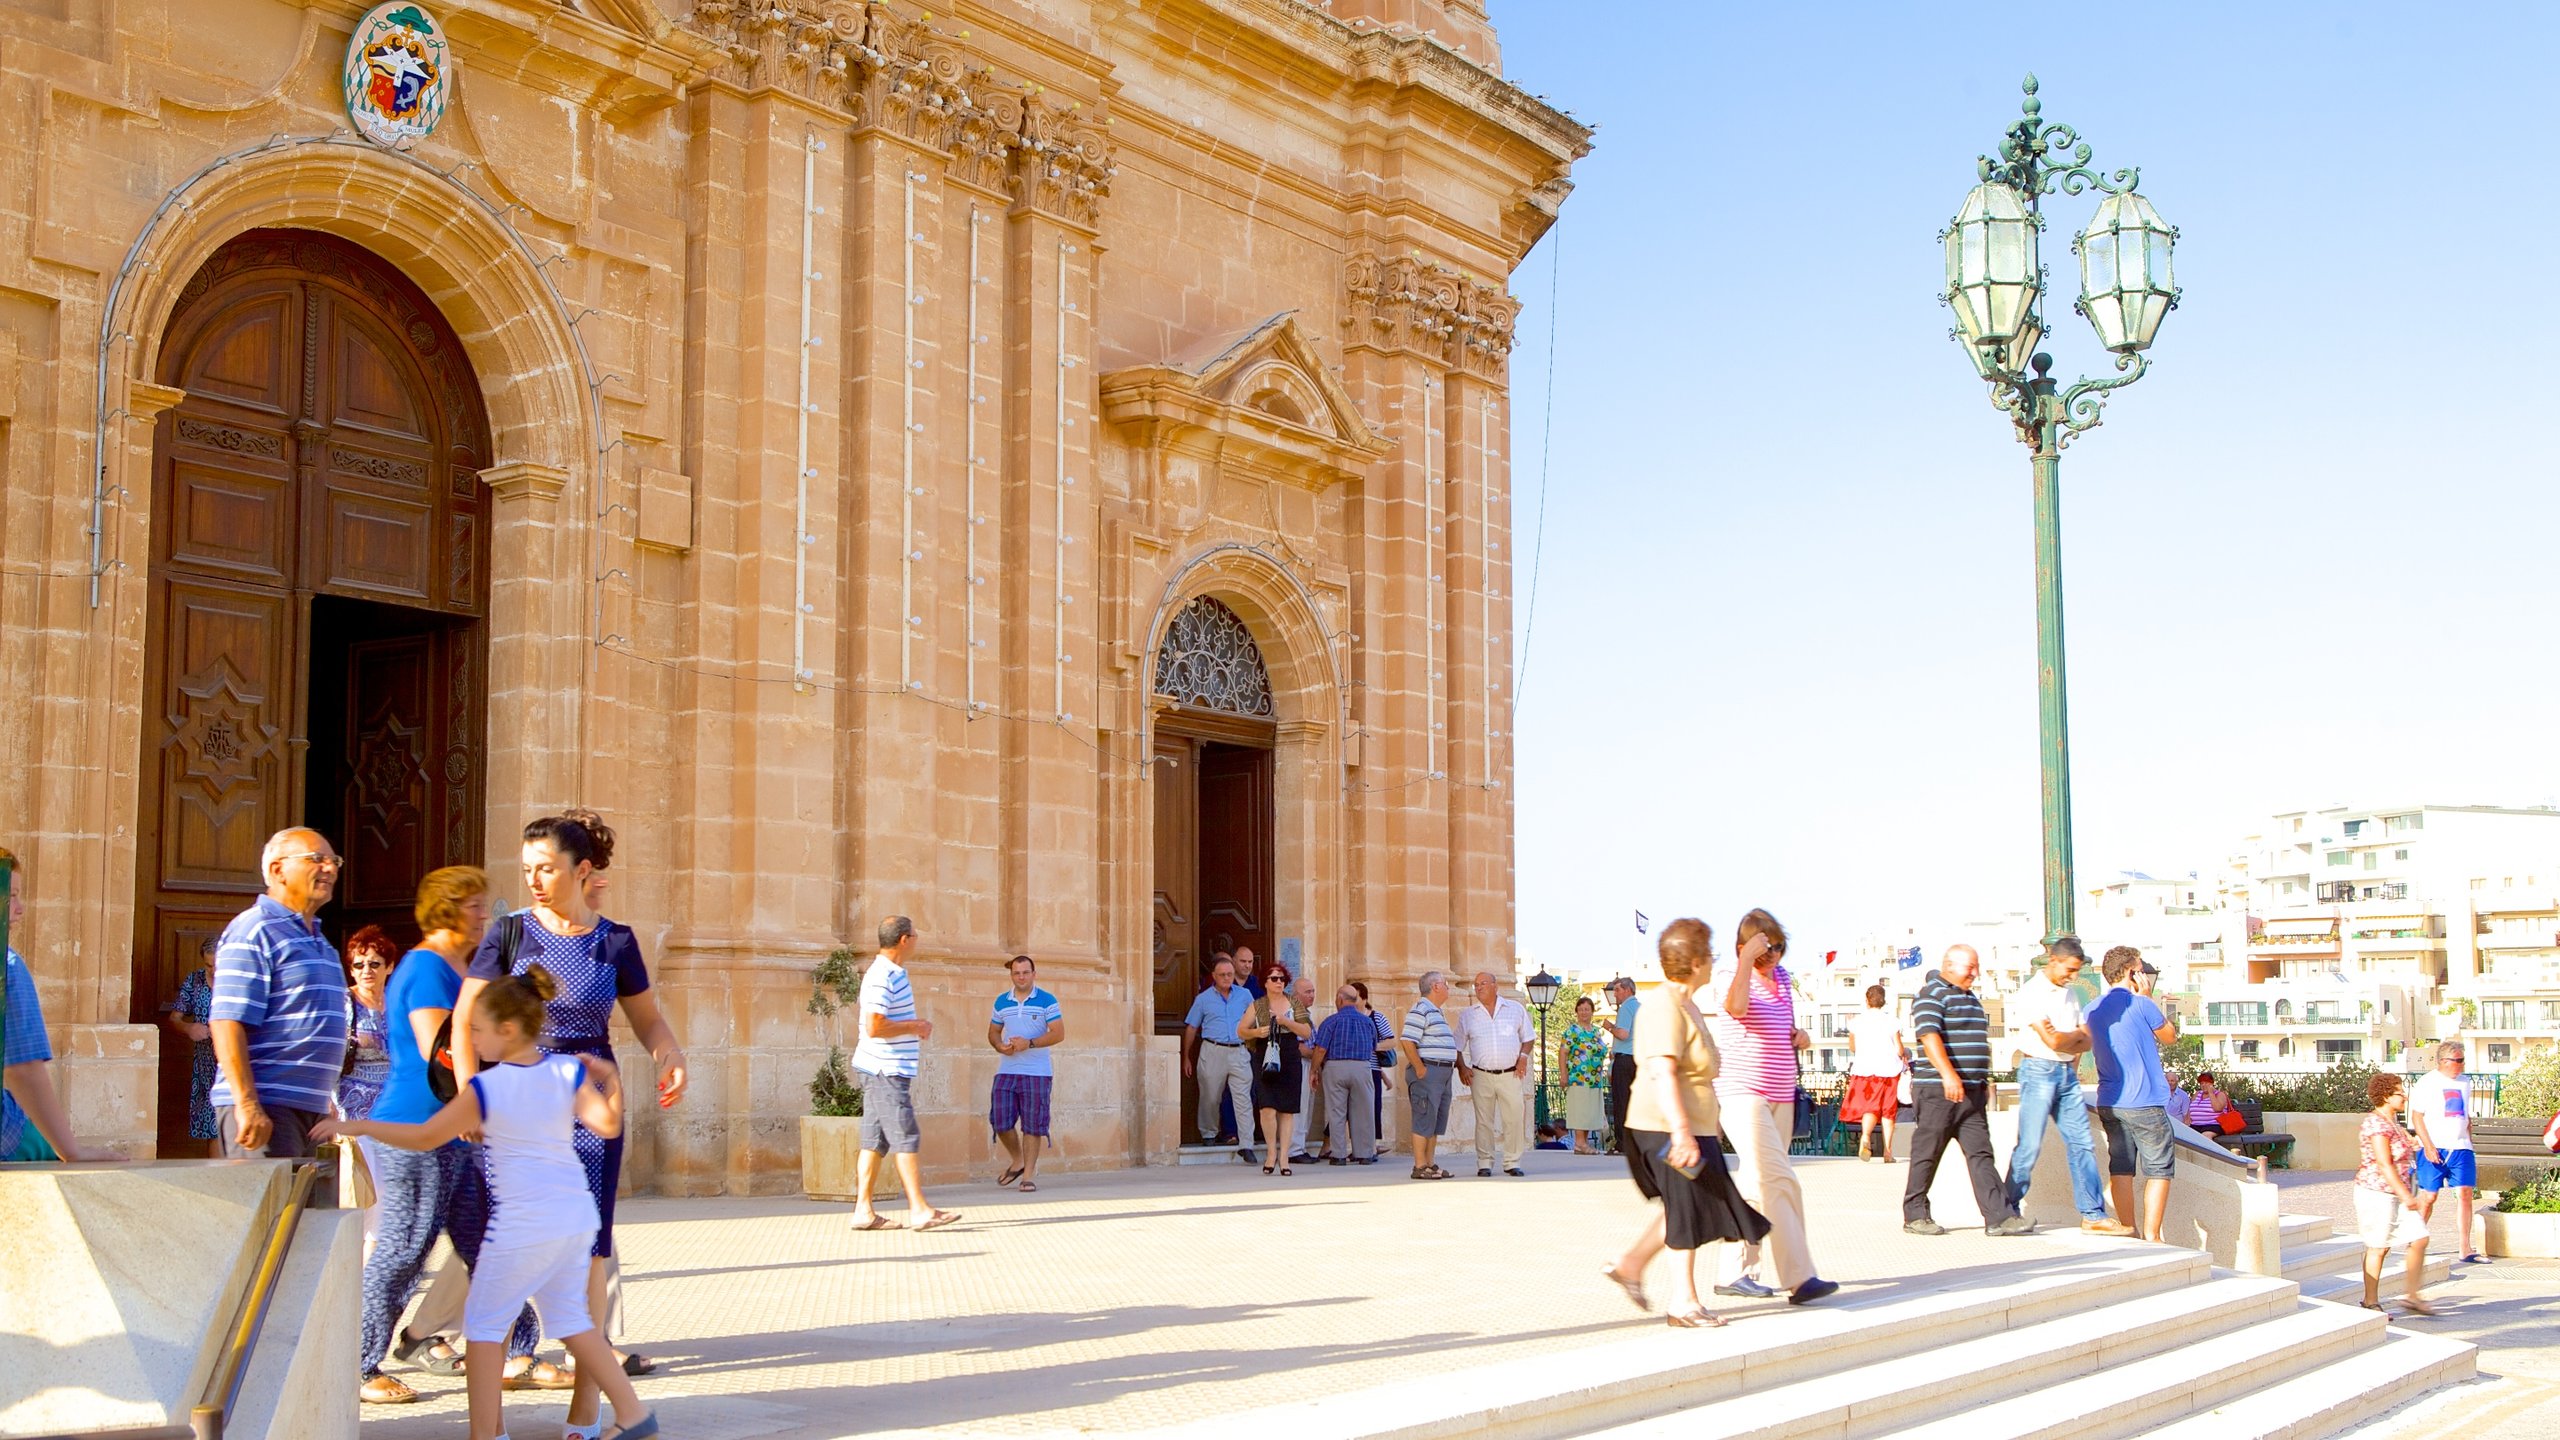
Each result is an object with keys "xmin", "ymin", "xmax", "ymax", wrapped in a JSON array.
[{"xmin": 1279, "ymin": 937, "xmax": 1302, "ymax": 983}]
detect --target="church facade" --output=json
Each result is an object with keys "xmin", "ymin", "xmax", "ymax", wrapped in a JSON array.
[{"xmin": 0, "ymin": 0, "xmax": 1584, "ymax": 1187}]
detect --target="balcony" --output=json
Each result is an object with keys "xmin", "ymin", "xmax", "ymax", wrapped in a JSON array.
[
  {"xmin": 2250, "ymin": 931, "xmax": 2340, "ymax": 956},
  {"xmin": 2478, "ymin": 928, "xmax": 2560, "ymax": 952}
]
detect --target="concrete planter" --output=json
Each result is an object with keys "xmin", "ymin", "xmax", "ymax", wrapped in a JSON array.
[
  {"xmin": 801, "ymin": 1115, "xmax": 866, "ymax": 1202},
  {"xmin": 2484, "ymin": 1209, "xmax": 2560, "ymax": 1259}
]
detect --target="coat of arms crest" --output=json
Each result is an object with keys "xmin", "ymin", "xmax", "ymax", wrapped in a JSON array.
[{"xmin": 343, "ymin": 4, "xmax": 452, "ymax": 149}]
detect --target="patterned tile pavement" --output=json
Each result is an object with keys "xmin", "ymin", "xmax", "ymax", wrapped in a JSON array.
[{"xmin": 358, "ymin": 1152, "xmax": 2098, "ymax": 1438}]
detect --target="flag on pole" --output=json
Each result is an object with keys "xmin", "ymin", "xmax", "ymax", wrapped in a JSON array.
[
  {"xmin": 1633, "ymin": 910, "xmax": 1649, "ymax": 936},
  {"xmin": 1897, "ymin": 946, "xmax": 1923, "ymax": 969},
  {"xmin": 1823, "ymin": 950, "xmax": 1839, "ymax": 967}
]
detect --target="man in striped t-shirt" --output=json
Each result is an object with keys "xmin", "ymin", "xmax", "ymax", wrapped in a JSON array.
[
  {"xmin": 1903, "ymin": 945, "xmax": 2033, "ymax": 1236},
  {"xmin": 850, "ymin": 917, "xmax": 960, "ymax": 1232}
]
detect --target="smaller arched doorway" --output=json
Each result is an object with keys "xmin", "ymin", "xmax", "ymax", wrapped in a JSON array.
[
  {"xmin": 133, "ymin": 228, "xmax": 492, "ymax": 1150},
  {"xmin": 1151, "ymin": 596, "xmax": 1279, "ymax": 1142}
]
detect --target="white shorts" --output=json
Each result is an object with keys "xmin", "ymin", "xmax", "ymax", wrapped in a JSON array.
[
  {"xmin": 2352, "ymin": 1185, "xmax": 2429, "ymax": 1249},
  {"xmin": 462, "ymin": 1230, "xmax": 595, "ymax": 1344}
]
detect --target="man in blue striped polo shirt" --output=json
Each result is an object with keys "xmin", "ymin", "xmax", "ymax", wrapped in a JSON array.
[
  {"xmin": 1903, "ymin": 945, "xmax": 2035, "ymax": 1237},
  {"xmin": 1398, "ymin": 970, "xmax": 1461, "ymax": 1180},
  {"xmin": 850, "ymin": 916, "xmax": 960, "ymax": 1232},
  {"xmin": 209, "ymin": 828, "xmax": 349, "ymax": 1157}
]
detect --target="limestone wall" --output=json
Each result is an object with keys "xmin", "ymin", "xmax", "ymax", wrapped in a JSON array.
[{"xmin": 0, "ymin": 0, "xmax": 1585, "ymax": 1189}]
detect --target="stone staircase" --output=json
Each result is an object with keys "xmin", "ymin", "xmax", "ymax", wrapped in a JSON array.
[
  {"xmin": 1155, "ymin": 1232, "xmax": 2472, "ymax": 1440},
  {"xmin": 2277, "ymin": 1210, "xmax": 2456, "ymax": 1305}
]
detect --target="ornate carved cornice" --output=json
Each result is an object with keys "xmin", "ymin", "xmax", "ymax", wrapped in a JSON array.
[
  {"xmin": 680, "ymin": 2, "xmax": 1113, "ymax": 226},
  {"xmin": 1340, "ymin": 251, "xmax": 1520, "ymax": 379}
]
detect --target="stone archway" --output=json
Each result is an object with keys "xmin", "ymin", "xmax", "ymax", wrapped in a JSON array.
[{"xmin": 104, "ymin": 141, "xmax": 599, "ymax": 905}]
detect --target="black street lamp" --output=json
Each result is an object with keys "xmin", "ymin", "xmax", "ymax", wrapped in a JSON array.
[{"xmin": 1524, "ymin": 967, "xmax": 1561, "ymax": 1125}]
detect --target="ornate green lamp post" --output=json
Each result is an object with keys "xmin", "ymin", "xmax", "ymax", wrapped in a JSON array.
[{"xmin": 1943, "ymin": 75, "xmax": 2179, "ymax": 947}]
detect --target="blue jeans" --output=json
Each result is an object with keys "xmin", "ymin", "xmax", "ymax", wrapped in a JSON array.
[{"xmin": 2007, "ymin": 1056, "xmax": 2106, "ymax": 1219}]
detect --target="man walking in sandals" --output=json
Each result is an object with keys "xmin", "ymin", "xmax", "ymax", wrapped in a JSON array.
[
  {"xmin": 988, "ymin": 954, "xmax": 1064, "ymax": 1192},
  {"xmin": 849, "ymin": 916, "xmax": 961, "ymax": 1232}
]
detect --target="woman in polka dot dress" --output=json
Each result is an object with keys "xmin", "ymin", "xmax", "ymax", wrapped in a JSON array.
[{"xmin": 454, "ymin": 813, "xmax": 689, "ymax": 1389}]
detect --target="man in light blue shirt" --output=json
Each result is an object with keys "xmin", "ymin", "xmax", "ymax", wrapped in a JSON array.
[
  {"xmin": 2, "ymin": 852, "xmax": 89, "ymax": 1162},
  {"xmin": 849, "ymin": 917, "xmax": 960, "ymax": 1233},
  {"xmin": 1183, "ymin": 957, "xmax": 1255, "ymax": 1155},
  {"xmin": 987, "ymin": 955, "xmax": 1064, "ymax": 1190}
]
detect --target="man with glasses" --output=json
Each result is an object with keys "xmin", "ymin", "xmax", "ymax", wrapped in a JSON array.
[
  {"xmin": 209, "ymin": 828, "xmax": 349, "ymax": 1157},
  {"xmin": 2410, "ymin": 1041, "xmax": 2485, "ymax": 1264}
]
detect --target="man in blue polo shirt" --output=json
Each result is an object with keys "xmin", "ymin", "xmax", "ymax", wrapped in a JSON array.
[
  {"xmin": 1183, "ymin": 956, "xmax": 1256, "ymax": 1158},
  {"xmin": 988, "ymin": 954, "xmax": 1065, "ymax": 1191},
  {"xmin": 210, "ymin": 828, "xmax": 349, "ymax": 1158},
  {"xmin": 2, "ymin": 849, "xmax": 91, "ymax": 1162}
]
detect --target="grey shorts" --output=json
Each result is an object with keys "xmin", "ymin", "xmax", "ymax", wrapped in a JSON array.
[
  {"xmin": 1408, "ymin": 1062, "xmax": 1454, "ymax": 1137},
  {"xmin": 216, "ymin": 1103, "xmax": 325, "ymax": 1159},
  {"xmin": 860, "ymin": 1071, "xmax": 922, "ymax": 1155},
  {"xmin": 2094, "ymin": 1105, "xmax": 2174, "ymax": 1179}
]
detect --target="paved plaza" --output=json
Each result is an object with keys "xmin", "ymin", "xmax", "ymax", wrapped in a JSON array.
[{"xmin": 362, "ymin": 1153, "xmax": 2130, "ymax": 1439}]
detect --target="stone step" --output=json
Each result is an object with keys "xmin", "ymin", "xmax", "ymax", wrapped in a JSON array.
[
  {"xmin": 2279, "ymin": 1211, "xmax": 2334, "ymax": 1246},
  {"xmin": 1577, "ymin": 1272, "xmax": 2302, "ymax": 1439},
  {"xmin": 2133, "ymin": 1326, "xmax": 2477, "ymax": 1440},
  {"xmin": 2294, "ymin": 1252, "xmax": 2455, "ymax": 1306},
  {"xmin": 1133, "ymin": 1246, "xmax": 2211, "ymax": 1440},
  {"xmin": 1173, "ymin": 1144, "xmax": 1258, "ymax": 1166},
  {"xmin": 2282, "ymin": 1233, "xmax": 2450, "ymax": 1291},
  {"xmin": 1882, "ymin": 1299, "xmax": 2386, "ymax": 1440}
]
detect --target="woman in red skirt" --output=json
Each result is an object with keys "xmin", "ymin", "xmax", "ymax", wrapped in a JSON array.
[{"xmin": 1841, "ymin": 984, "xmax": 1907, "ymax": 1163}]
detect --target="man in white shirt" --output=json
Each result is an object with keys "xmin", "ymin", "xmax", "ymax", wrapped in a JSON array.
[
  {"xmin": 1455, "ymin": 971, "xmax": 1534, "ymax": 1176},
  {"xmin": 2003, "ymin": 939, "xmax": 2130, "ymax": 1235},
  {"xmin": 2409, "ymin": 1041, "xmax": 2482, "ymax": 1263}
]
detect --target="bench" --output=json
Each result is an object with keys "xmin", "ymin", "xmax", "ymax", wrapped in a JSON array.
[{"xmin": 2219, "ymin": 1099, "xmax": 2297, "ymax": 1169}]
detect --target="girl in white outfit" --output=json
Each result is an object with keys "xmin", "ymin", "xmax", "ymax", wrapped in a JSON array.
[{"xmin": 323, "ymin": 965, "xmax": 657, "ymax": 1440}]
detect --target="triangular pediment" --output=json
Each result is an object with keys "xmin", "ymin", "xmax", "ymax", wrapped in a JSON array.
[{"xmin": 1151, "ymin": 313, "xmax": 1383, "ymax": 455}]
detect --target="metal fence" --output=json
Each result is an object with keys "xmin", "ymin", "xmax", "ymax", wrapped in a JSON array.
[{"xmin": 2214, "ymin": 1069, "xmax": 2506, "ymax": 1117}]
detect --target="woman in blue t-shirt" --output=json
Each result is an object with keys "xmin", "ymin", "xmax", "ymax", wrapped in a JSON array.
[{"xmin": 354, "ymin": 866, "xmax": 495, "ymax": 1406}]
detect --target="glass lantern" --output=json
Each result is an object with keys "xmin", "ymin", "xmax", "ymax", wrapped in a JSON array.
[
  {"xmin": 1944, "ymin": 181, "xmax": 2040, "ymax": 379},
  {"xmin": 2077, "ymin": 191, "xmax": 2178, "ymax": 353}
]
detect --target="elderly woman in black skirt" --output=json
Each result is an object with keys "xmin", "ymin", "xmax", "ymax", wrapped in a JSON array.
[{"xmin": 1601, "ymin": 917, "xmax": 1770, "ymax": 1328}]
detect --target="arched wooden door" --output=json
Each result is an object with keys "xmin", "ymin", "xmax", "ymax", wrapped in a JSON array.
[{"xmin": 134, "ymin": 228, "xmax": 491, "ymax": 1150}]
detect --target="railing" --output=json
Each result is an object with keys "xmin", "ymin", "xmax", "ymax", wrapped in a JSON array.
[{"xmin": 28, "ymin": 1161, "xmax": 322, "ymax": 1440}]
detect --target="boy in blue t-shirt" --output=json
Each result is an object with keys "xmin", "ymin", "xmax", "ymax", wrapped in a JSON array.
[{"xmin": 2086, "ymin": 948, "xmax": 2178, "ymax": 1242}]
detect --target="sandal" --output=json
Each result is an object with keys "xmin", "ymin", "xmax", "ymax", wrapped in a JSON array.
[
  {"xmin": 1017, "ymin": 1179, "xmax": 1037, "ymax": 1192},
  {"xmin": 2399, "ymin": 1297, "xmax": 2437, "ymax": 1317},
  {"xmin": 361, "ymin": 1374, "xmax": 420, "ymax": 1405},
  {"xmin": 849, "ymin": 1213, "xmax": 898, "ymax": 1231},
  {"xmin": 997, "ymin": 1166, "xmax": 1024, "ymax": 1188},
  {"xmin": 416, "ymin": 1340, "xmax": 465, "ymax": 1376},
  {"xmin": 908, "ymin": 1209, "xmax": 962, "ymax": 1232},
  {"xmin": 504, "ymin": 1360, "xmax": 578, "ymax": 1391},
  {"xmin": 621, "ymin": 1352, "xmax": 657, "ymax": 1377},
  {"xmin": 600, "ymin": 1415, "xmax": 660, "ymax": 1440},
  {"xmin": 1601, "ymin": 1265, "xmax": 1650, "ymax": 1313},
  {"xmin": 1263, "ymin": 1164, "xmax": 1277, "ymax": 1175},
  {"xmin": 1279, "ymin": 1166, "xmax": 1293, "ymax": 1176},
  {"xmin": 1665, "ymin": 1307, "xmax": 1727, "ymax": 1329}
]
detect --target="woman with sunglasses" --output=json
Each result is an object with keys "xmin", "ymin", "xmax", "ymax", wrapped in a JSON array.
[
  {"xmin": 339, "ymin": 925, "xmax": 399, "ymax": 1131},
  {"xmin": 1236, "ymin": 965, "xmax": 1311, "ymax": 1175}
]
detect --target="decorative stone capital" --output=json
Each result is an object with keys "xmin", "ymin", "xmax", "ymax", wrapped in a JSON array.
[
  {"xmin": 1341, "ymin": 251, "xmax": 1520, "ymax": 379},
  {"xmin": 481, "ymin": 460, "xmax": 571, "ymax": 505},
  {"xmin": 127, "ymin": 382, "xmax": 187, "ymax": 421},
  {"xmin": 1276, "ymin": 718, "xmax": 1328, "ymax": 744}
]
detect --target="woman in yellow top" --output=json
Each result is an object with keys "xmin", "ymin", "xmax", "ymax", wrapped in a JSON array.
[{"xmin": 1600, "ymin": 918, "xmax": 1771, "ymax": 1328}]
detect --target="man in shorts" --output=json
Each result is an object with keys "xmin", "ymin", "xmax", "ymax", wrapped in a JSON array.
[
  {"xmin": 2410, "ymin": 1041, "xmax": 2483, "ymax": 1264},
  {"xmin": 849, "ymin": 916, "xmax": 960, "ymax": 1232},
  {"xmin": 988, "ymin": 954, "xmax": 1064, "ymax": 1192},
  {"xmin": 1398, "ymin": 970, "xmax": 1460, "ymax": 1179},
  {"xmin": 2085, "ymin": 947, "xmax": 2177, "ymax": 1242}
]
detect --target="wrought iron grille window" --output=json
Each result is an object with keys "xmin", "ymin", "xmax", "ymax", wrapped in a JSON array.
[{"xmin": 1154, "ymin": 597, "xmax": 1274, "ymax": 719}]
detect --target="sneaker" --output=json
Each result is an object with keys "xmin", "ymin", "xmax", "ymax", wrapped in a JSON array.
[
  {"xmin": 1902, "ymin": 1218, "xmax": 1947, "ymax": 1236},
  {"xmin": 1788, "ymin": 1277, "xmax": 1839, "ymax": 1305},
  {"xmin": 1478, "ymin": 1167, "xmax": 1494, "ymax": 1177},
  {"xmin": 1713, "ymin": 1276, "xmax": 1777, "ymax": 1298},
  {"xmin": 2080, "ymin": 1218, "xmax": 2136, "ymax": 1237},
  {"xmin": 1989, "ymin": 1215, "xmax": 2040, "ymax": 1237}
]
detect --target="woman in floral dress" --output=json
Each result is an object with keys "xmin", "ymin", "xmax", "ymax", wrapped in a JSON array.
[{"xmin": 1562, "ymin": 996, "xmax": 1610, "ymax": 1153}]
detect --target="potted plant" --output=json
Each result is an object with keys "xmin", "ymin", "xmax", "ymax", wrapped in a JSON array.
[
  {"xmin": 2485, "ymin": 1167, "xmax": 2560, "ymax": 1258},
  {"xmin": 801, "ymin": 944, "xmax": 866, "ymax": 1201}
]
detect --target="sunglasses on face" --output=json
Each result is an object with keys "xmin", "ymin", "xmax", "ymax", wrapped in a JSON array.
[{"xmin": 350, "ymin": 958, "xmax": 391, "ymax": 970}]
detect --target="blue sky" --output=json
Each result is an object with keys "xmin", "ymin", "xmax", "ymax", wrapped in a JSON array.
[{"xmin": 1489, "ymin": 3, "xmax": 2560, "ymax": 970}]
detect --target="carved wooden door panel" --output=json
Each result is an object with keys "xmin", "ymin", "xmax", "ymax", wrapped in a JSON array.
[
  {"xmin": 1151, "ymin": 733, "xmax": 1198, "ymax": 1036},
  {"xmin": 137, "ymin": 230, "xmax": 490, "ymax": 1149},
  {"xmin": 1196, "ymin": 742, "xmax": 1274, "ymax": 979}
]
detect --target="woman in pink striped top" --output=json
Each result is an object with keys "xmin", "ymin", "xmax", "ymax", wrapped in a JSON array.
[{"xmin": 1705, "ymin": 910, "xmax": 1834, "ymax": 1306}]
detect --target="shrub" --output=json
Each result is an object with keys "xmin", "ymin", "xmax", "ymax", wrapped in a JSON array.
[
  {"xmin": 808, "ymin": 944, "xmax": 867, "ymax": 1117},
  {"xmin": 2494, "ymin": 1167, "xmax": 2560, "ymax": 1215},
  {"xmin": 2226, "ymin": 1062, "xmax": 2383, "ymax": 1115},
  {"xmin": 810, "ymin": 1045, "xmax": 865, "ymax": 1118},
  {"xmin": 2503, "ymin": 1048, "xmax": 2560, "ymax": 1123}
]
